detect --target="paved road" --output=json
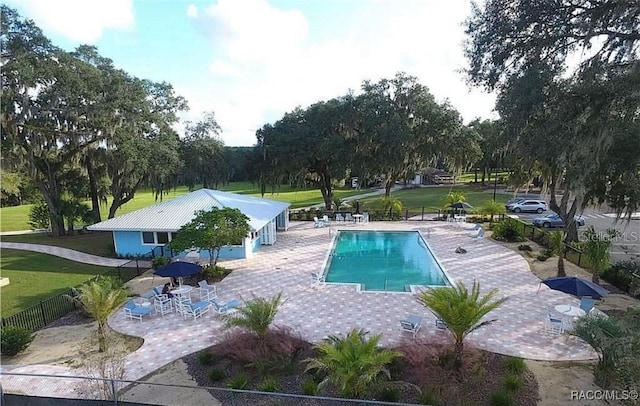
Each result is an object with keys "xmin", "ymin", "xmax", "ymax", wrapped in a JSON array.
[{"xmin": 511, "ymin": 209, "xmax": 640, "ymax": 263}]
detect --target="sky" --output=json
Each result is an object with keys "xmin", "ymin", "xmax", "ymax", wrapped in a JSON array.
[{"xmin": 7, "ymin": 0, "xmax": 497, "ymax": 147}]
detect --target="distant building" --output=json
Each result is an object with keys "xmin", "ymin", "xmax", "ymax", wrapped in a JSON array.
[
  {"xmin": 87, "ymin": 189, "xmax": 290, "ymax": 259},
  {"xmin": 423, "ymin": 168, "xmax": 455, "ymax": 184}
]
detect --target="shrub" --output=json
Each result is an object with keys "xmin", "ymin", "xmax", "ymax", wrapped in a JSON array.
[
  {"xmin": 0, "ymin": 326, "xmax": 34, "ymax": 356},
  {"xmin": 301, "ymin": 379, "xmax": 319, "ymax": 395},
  {"xmin": 490, "ymin": 389, "xmax": 513, "ymax": 406},
  {"xmin": 28, "ymin": 198, "xmax": 50, "ymax": 230},
  {"xmin": 378, "ymin": 387, "xmax": 400, "ymax": 402},
  {"xmin": 418, "ymin": 388, "xmax": 441, "ymax": 405},
  {"xmin": 151, "ymin": 256, "xmax": 169, "ymax": 270},
  {"xmin": 503, "ymin": 357, "xmax": 526, "ymax": 375},
  {"xmin": 197, "ymin": 351, "xmax": 214, "ymax": 366},
  {"xmin": 503, "ymin": 373, "xmax": 523, "ymax": 391},
  {"xmin": 227, "ymin": 373, "xmax": 249, "ymax": 389},
  {"xmin": 202, "ymin": 265, "xmax": 229, "ymax": 280},
  {"xmin": 258, "ymin": 376, "xmax": 280, "ymax": 392},
  {"xmin": 536, "ymin": 254, "xmax": 549, "ymax": 261},
  {"xmin": 602, "ymin": 260, "xmax": 640, "ymax": 295},
  {"xmin": 517, "ymin": 244, "xmax": 532, "ymax": 251},
  {"xmin": 491, "ymin": 221, "xmax": 525, "ymax": 242},
  {"xmin": 208, "ymin": 368, "xmax": 225, "ymax": 382}
]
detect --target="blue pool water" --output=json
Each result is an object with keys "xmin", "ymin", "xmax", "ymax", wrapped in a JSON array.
[{"xmin": 324, "ymin": 231, "xmax": 450, "ymax": 292}]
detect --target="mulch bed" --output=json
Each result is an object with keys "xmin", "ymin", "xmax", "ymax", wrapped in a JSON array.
[{"xmin": 184, "ymin": 329, "xmax": 540, "ymax": 406}]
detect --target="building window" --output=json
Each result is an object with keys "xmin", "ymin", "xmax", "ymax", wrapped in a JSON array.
[
  {"xmin": 171, "ymin": 232, "xmax": 178, "ymax": 241},
  {"xmin": 142, "ymin": 232, "xmax": 155, "ymax": 244},
  {"xmin": 157, "ymin": 232, "xmax": 169, "ymax": 244}
]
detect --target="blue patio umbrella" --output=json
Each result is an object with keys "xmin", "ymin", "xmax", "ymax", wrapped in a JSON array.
[
  {"xmin": 542, "ymin": 276, "xmax": 609, "ymax": 299},
  {"xmin": 154, "ymin": 261, "xmax": 202, "ymax": 286}
]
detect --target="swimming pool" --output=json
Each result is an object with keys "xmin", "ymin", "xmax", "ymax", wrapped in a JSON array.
[{"xmin": 323, "ymin": 230, "xmax": 451, "ymax": 292}]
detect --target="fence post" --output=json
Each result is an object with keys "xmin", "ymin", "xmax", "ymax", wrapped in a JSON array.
[
  {"xmin": 136, "ymin": 259, "xmax": 140, "ymax": 275},
  {"xmin": 405, "ymin": 209, "xmax": 408, "ymax": 220},
  {"xmin": 110, "ymin": 379, "xmax": 118, "ymax": 405},
  {"xmin": 421, "ymin": 206, "xmax": 425, "ymax": 221},
  {"xmin": 117, "ymin": 266, "xmax": 122, "ymax": 281},
  {"xmin": 39, "ymin": 301, "xmax": 47, "ymax": 327}
]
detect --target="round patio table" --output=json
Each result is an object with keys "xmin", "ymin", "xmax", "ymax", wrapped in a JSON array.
[
  {"xmin": 170, "ymin": 286, "xmax": 193, "ymax": 297},
  {"xmin": 554, "ymin": 304, "xmax": 586, "ymax": 317}
]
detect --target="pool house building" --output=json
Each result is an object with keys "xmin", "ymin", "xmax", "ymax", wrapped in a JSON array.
[{"xmin": 87, "ymin": 189, "xmax": 290, "ymax": 259}]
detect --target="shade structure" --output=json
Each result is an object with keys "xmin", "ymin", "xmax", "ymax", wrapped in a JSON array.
[
  {"xmin": 448, "ymin": 202, "xmax": 473, "ymax": 210},
  {"xmin": 542, "ymin": 276, "xmax": 609, "ymax": 299},
  {"xmin": 154, "ymin": 261, "xmax": 202, "ymax": 279}
]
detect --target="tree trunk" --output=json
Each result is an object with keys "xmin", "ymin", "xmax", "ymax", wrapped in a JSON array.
[
  {"xmin": 454, "ymin": 340, "xmax": 464, "ymax": 370},
  {"xmin": 592, "ymin": 268, "xmax": 600, "ymax": 284},
  {"xmin": 384, "ymin": 174, "xmax": 396, "ymax": 197},
  {"xmin": 37, "ymin": 180, "xmax": 66, "ymax": 236},
  {"xmin": 474, "ymin": 168, "xmax": 478, "ymax": 183},
  {"xmin": 85, "ymin": 156, "xmax": 102, "ymax": 224},
  {"xmin": 481, "ymin": 165, "xmax": 487, "ymax": 186},
  {"xmin": 557, "ymin": 254, "xmax": 566, "ymax": 277},
  {"xmin": 97, "ymin": 321, "xmax": 106, "ymax": 353},
  {"xmin": 317, "ymin": 169, "xmax": 334, "ymax": 210}
]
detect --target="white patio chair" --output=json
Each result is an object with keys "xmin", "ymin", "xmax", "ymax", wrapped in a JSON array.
[
  {"xmin": 210, "ymin": 299, "xmax": 241, "ymax": 315},
  {"xmin": 544, "ymin": 307, "xmax": 564, "ymax": 334},
  {"xmin": 336, "ymin": 213, "xmax": 345, "ymax": 223},
  {"xmin": 345, "ymin": 213, "xmax": 354, "ymax": 223},
  {"xmin": 198, "ymin": 280, "xmax": 217, "ymax": 300},
  {"xmin": 400, "ymin": 315, "xmax": 422, "ymax": 338},
  {"xmin": 310, "ymin": 272, "xmax": 325, "ymax": 286},
  {"xmin": 154, "ymin": 294, "xmax": 173, "ymax": 317},
  {"xmin": 181, "ymin": 300, "xmax": 211, "ymax": 321},
  {"xmin": 322, "ymin": 215, "xmax": 331, "ymax": 226},
  {"xmin": 313, "ymin": 217, "xmax": 324, "ymax": 228},
  {"xmin": 362, "ymin": 212, "xmax": 369, "ymax": 223}
]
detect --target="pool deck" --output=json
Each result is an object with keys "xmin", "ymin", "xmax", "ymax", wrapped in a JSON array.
[{"xmin": 0, "ymin": 221, "xmax": 597, "ymax": 398}]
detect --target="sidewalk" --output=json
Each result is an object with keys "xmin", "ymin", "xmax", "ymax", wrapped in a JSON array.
[{"xmin": 0, "ymin": 242, "xmax": 144, "ymax": 268}]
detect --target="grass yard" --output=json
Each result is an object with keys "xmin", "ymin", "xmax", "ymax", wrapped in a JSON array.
[
  {"xmin": 360, "ymin": 185, "xmax": 511, "ymax": 211},
  {"xmin": 0, "ymin": 249, "xmax": 113, "ymax": 317},
  {"xmin": 1, "ymin": 232, "xmax": 115, "ymax": 257},
  {"xmin": 0, "ymin": 182, "xmax": 364, "ymax": 232}
]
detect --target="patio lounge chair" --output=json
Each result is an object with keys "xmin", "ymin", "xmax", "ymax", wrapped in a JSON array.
[
  {"xmin": 210, "ymin": 299, "xmax": 241, "ymax": 315},
  {"xmin": 470, "ymin": 228, "xmax": 485, "ymax": 241},
  {"xmin": 182, "ymin": 300, "xmax": 211, "ymax": 321},
  {"xmin": 198, "ymin": 280, "xmax": 217, "ymax": 300},
  {"xmin": 579, "ymin": 297, "xmax": 595, "ymax": 314},
  {"xmin": 310, "ymin": 272, "xmax": 325, "ymax": 286},
  {"xmin": 400, "ymin": 315, "xmax": 422, "ymax": 338},
  {"xmin": 345, "ymin": 213, "xmax": 354, "ymax": 222},
  {"xmin": 362, "ymin": 212, "xmax": 369, "ymax": 224},
  {"xmin": 123, "ymin": 300, "xmax": 153, "ymax": 322},
  {"xmin": 313, "ymin": 217, "xmax": 324, "ymax": 228},
  {"xmin": 336, "ymin": 213, "xmax": 345, "ymax": 223},
  {"xmin": 435, "ymin": 318, "xmax": 448, "ymax": 330},
  {"xmin": 464, "ymin": 223, "xmax": 482, "ymax": 231}
]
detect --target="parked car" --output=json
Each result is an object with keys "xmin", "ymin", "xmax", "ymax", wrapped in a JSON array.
[
  {"xmin": 507, "ymin": 199, "xmax": 548, "ymax": 213},
  {"xmin": 532, "ymin": 213, "xmax": 586, "ymax": 228}
]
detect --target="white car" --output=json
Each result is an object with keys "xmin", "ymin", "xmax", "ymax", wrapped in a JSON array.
[{"xmin": 507, "ymin": 199, "xmax": 548, "ymax": 214}]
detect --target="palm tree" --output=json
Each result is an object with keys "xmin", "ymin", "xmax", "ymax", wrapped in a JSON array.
[
  {"xmin": 417, "ymin": 281, "xmax": 506, "ymax": 369},
  {"xmin": 76, "ymin": 277, "xmax": 129, "ymax": 352},
  {"xmin": 445, "ymin": 191, "xmax": 466, "ymax": 206},
  {"xmin": 582, "ymin": 226, "xmax": 615, "ymax": 283},
  {"xmin": 379, "ymin": 196, "xmax": 402, "ymax": 218},
  {"xmin": 224, "ymin": 292, "xmax": 283, "ymax": 339},
  {"xmin": 479, "ymin": 199, "xmax": 506, "ymax": 223},
  {"xmin": 548, "ymin": 231, "xmax": 566, "ymax": 277},
  {"xmin": 304, "ymin": 329, "xmax": 401, "ymax": 398}
]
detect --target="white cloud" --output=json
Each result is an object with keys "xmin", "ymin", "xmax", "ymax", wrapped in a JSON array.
[
  {"xmin": 185, "ymin": 0, "xmax": 496, "ymax": 146},
  {"xmin": 10, "ymin": 0, "xmax": 134, "ymax": 43}
]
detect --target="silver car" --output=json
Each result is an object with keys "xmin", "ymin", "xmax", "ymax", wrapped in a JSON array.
[{"xmin": 507, "ymin": 199, "xmax": 548, "ymax": 214}]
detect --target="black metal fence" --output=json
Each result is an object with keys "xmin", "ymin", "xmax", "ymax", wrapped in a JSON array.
[
  {"xmin": 289, "ymin": 207, "xmax": 448, "ymax": 222},
  {"xmin": 0, "ymin": 256, "xmax": 148, "ymax": 332}
]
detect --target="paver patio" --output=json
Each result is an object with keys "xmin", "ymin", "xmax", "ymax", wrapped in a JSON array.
[{"xmin": 0, "ymin": 220, "xmax": 598, "ymax": 398}]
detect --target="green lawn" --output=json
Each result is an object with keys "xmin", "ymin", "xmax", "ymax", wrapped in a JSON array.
[
  {"xmin": 360, "ymin": 185, "xmax": 511, "ymax": 211},
  {"xmin": 0, "ymin": 182, "xmax": 364, "ymax": 232},
  {"xmin": 458, "ymin": 171, "xmax": 511, "ymax": 183},
  {"xmin": 0, "ymin": 249, "xmax": 113, "ymax": 317},
  {"xmin": 1, "ymin": 232, "xmax": 115, "ymax": 257}
]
